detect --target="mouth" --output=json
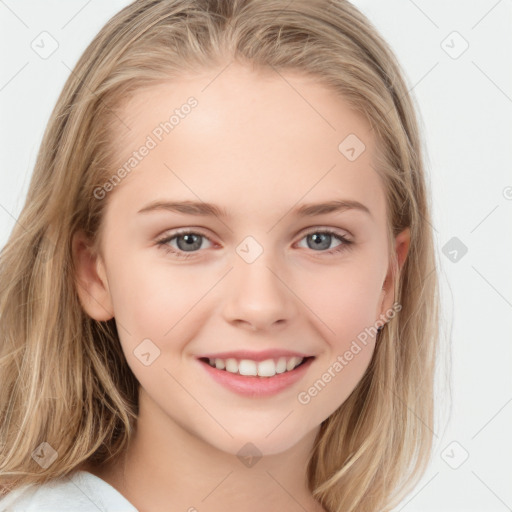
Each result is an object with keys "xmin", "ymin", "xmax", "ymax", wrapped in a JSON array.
[
  {"xmin": 197, "ymin": 354, "xmax": 315, "ymax": 398},
  {"xmin": 198, "ymin": 355, "xmax": 314, "ymax": 378}
]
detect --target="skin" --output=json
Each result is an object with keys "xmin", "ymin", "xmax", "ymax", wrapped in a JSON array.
[{"xmin": 73, "ymin": 62, "xmax": 409, "ymax": 512}]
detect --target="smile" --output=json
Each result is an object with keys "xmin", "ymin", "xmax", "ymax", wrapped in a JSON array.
[
  {"xmin": 198, "ymin": 356, "xmax": 315, "ymax": 397},
  {"xmin": 200, "ymin": 356, "xmax": 309, "ymax": 377}
]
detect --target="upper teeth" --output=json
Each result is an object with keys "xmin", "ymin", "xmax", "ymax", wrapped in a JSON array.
[{"xmin": 207, "ymin": 356, "xmax": 304, "ymax": 377}]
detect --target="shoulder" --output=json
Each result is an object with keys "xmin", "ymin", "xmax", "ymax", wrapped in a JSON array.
[{"xmin": 0, "ymin": 470, "xmax": 138, "ymax": 511}]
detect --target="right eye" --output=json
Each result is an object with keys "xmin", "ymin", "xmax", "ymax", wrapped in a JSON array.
[{"xmin": 156, "ymin": 229, "xmax": 214, "ymax": 259}]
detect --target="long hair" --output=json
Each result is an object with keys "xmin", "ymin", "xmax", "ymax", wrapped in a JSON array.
[{"xmin": 0, "ymin": 1, "xmax": 443, "ymax": 510}]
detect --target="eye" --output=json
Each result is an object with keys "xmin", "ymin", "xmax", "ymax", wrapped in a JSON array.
[
  {"xmin": 156, "ymin": 229, "xmax": 213, "ymax": 259},
  {"xmin": 296, "ymin": 228, "xmax": 353, "ymax": 255},
  {"xmin": 156, "ymin": 227, "xmax": 353, "ymax": 260}
]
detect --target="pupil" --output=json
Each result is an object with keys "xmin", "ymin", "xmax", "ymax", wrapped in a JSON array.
[
  {"xmin": 178, "ymin": 234, "xmax": 201, "ymax": 251},
  {"xmin": 310, "ymin": 233, "xmax": 330, "ymax": 250}
]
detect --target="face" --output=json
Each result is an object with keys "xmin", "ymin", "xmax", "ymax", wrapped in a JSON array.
[{"xmin": 74, "ymin": 63, "xmax": 409, "ymax": 457}]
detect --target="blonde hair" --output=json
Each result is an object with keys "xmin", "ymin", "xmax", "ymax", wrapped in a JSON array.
[{"xmin": 0, "ymin": 1, "xmax": 442, "ymax": 510}]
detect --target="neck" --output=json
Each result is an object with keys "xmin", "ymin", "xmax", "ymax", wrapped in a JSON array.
[{"xmin": 82, "ymin": 394, "xmax": 326, "ymax": 512}]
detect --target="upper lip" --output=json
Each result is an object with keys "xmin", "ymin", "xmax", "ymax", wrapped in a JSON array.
[{"xmin": 197, "ymin": 350, "xmax": 314, "ymax": 362}]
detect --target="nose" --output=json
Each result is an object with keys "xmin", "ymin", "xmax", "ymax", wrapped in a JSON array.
[{"xmin": 221, "ymin": 251, "xmax": 298, "ymax": 332}]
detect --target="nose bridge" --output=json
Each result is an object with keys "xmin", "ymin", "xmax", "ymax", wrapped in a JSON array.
[{"xmin": 222, "ymin": 235, "xmax": 295, "ymax": 329}]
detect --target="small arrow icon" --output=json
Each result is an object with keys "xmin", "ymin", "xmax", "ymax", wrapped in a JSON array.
[
  {"xmin": 36, "ymin": 39, "xmax": 45, "ymax": 48},
  {"xmin": 442, "ymin": 237, "xmax": 467, "ymax": 263},
  {"xmin": 445, "ymin": 39, "xmax": 455, "ymax": 48},
  {"xmin": 236, "ymin": 236, "xmax": 263, "ymax": 263},
  {"xmin": 31, "ymin": 442, "xmax": 58, "ymax": 468},
  {"xmin": 134, "ymin": 339, "xmax": 160, "ymax": 366}
]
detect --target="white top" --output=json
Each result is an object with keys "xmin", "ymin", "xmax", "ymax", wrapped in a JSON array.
[{"xmin": 0, "ymin": 470, "xmax": 138, "ymax": 511}]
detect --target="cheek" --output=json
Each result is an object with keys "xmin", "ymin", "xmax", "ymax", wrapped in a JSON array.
[
  {"xmin": 296, "ymin": 258, "xmax": 384, "ymax": 341},
  {"xmin": 107, "ymin": 253, "xmax": 204, "ymax": 350}
]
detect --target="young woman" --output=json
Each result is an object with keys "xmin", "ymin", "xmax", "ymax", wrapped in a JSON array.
[{"xmin": 0, "ymin": 1, "xmax": 440, "ymax": 510}]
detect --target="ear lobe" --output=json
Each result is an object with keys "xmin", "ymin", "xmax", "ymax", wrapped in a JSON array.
[{"xmin": 72, "ymin": 230, "xmax": 114, "ymax": 321}]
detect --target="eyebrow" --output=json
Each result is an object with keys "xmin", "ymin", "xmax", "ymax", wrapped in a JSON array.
[{"xmin": 137, "ymin": 199, "xmax": 372, "ymax": 218}]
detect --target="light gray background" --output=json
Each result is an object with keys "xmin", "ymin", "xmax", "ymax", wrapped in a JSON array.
[{"xmin": 1, "ymin": 1, "xmax": 511, "ymax": 511}]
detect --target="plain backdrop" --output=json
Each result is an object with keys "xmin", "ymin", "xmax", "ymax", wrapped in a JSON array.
[{"xmin": 1, "ymin": 1, "xmax": 511, "ymax": 511}]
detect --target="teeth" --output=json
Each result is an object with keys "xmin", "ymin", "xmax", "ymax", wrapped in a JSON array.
[
  {"xmin": 225, "ymin": 358, "xmax": 238, "ymax": 373},
  {"xmin": 208, "ymin": 356, "xmax": 305, "ymax": 377},
  {"xmin": 257, "ymin": 359, "xmax": 276, "ymax": 377},
  {"xmin": 239, "ymin": 359, "xmax": 258, "ymax": 376},
  {"xmin": 275, "ymin": 357, "xmax": 287, "ymax": 374},
  {"xmin": 286, "ymin": 357, "xmax": 299, "ymax": 371}
]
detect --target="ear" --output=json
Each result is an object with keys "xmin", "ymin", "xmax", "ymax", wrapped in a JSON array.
[
  {"xmin": 379, "ymin": 227, "xmax": 410, "ymax": 317},
  {"xmin": 71, "ymin": 230, "xmax": 114, "ymax": 321}
]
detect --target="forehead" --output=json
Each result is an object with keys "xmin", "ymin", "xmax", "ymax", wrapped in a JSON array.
[{"xmin": 105, "ymin": 64, "xmax": 386, "ymax": 223}]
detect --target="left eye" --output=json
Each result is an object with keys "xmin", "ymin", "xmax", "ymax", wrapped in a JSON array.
[{"xmin": 297, "ymin": 230, "xmax": 349, "ymax": 252}]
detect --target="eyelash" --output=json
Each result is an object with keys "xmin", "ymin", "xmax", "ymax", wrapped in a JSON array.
[{"xmin": 155, "ymin": 228, "xmax": 353, "ymax": 260}]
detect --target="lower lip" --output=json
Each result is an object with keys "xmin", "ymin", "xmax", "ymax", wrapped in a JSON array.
[{"xmin": 198, "ymin": 357, "xmax": 314, "ymax": 398}]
